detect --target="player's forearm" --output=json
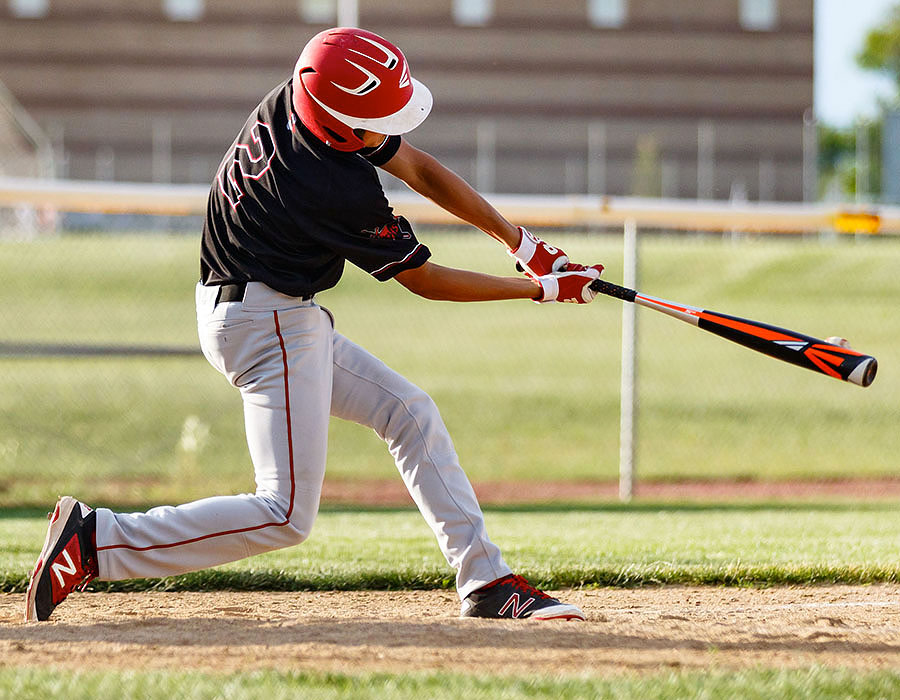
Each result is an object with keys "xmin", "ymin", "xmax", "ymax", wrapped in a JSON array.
[
  {"xmin": 417, "ymin": 165, "xmax": 519, "ymax": 248},
  {"xmin": 387, "ymin": 146, "xmax": 520, "ymax": 248},
  {"xmin": 394, "ymin": 262, "xmax": 540, "ymax": 302}
]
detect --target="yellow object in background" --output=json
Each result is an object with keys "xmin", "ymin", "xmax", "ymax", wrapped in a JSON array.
[{"xmin": 833, "ymin": 211, "xmax": 881, "ymax": 234}]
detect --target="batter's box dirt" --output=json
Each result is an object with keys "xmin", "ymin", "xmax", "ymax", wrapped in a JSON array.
[{"xmin": 2, "ymin": 586, "xmax": 899, "ymax": 676}]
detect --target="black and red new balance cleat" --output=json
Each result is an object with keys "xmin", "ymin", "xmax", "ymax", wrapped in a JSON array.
[
  {"xmin": 460, "ymin": 574, "xmax": 585, "ymax": 620},
  {"xmin": 24, "ymin": 497, "xmax": 98, "ymax": 622}
]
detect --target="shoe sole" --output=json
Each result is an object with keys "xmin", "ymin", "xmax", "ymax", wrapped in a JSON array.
[
  {"xmin": 529, "ymin": 604, "xmax": 586, "ymax": 621},
  {"xmin": 530, "ymin": 612, "xmax": 586, "ymax": 621},
  {"xmin": 460, "ymin": 602, "xmax": 586, "ymax": 621},
  {"xmin": 24, "ymin": 496, "xmax": 78, "ymax": 622}
]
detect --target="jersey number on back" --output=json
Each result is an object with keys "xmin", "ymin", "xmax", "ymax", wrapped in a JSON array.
[{"xmin": 217, "ymin": 121, "xmax": 277, "ymax": 210}]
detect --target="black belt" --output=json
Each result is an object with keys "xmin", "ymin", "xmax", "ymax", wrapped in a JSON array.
[
  {"xmin": 214, "ymin": 282, "xmax": 313, "ymax": 306},
  {"xmin": 215, "ymin": 283, "xmax": 247, "ymax": 305}
]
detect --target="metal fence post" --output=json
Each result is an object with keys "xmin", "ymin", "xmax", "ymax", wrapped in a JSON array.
[
  {"xmin": 856, "ymin": 121, "xmax": 870, "ymax": 204},
  {"xmin": 882, "ymin": 110, "xmax": 900, "ymax": 204},
  {"xmin": 476, "ymin": 119, "xmax": 496, "ymax": 193},
  {"xmin": 759, "ymin": 155, "xmax": 776, "ymax": 202},
  {"xmin": 619, "ymin": 217, "xmax": 638, "ymax": 502},
  {"xmin": 802, "ymin": 109, "xmax": 818, "ymax": 202},
  {"xmin": 152, "ymin": 118, "xmax": 172, "ymax": 184},
  {"xmin": 697, "ymin": 120, "xmax": 715, "ymax": 199},
  {"xmin": 337, "ymin": 0, "xmax": 359, "ymax": 27},
  {"xmin": 587, "ymin": 121, "xmax": 607, "ymax": 195}
]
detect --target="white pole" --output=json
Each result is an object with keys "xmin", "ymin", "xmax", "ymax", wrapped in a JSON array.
[
  {"xmin": 856, "ymin": 121, "xmax": 869, "ymax": 204},
  {"xmin": 697, "ymin": 120, "xmax": 714, "ymax": 199},
  {"xmin": 337, "ymin": 0, "xmax": 359, "ymax": 27},
  {"xmin": 152, "ymin": 118, "xmax": 172, "ymax": 184},
  {"xmin": 476, "ymin": 119, "xmax": 496, "ymax": 193},
  {"xmin": 661, "ymin": 159, "xmax": 678, "ymax": 198},
  {"xmin": 587, "ymin": 121, "xmax": 607, "ymax": 195},
  {"xmin": 619, "ymin": 218, "xmax": 638, "ymax": 502},
  {"xmin": 758, "ymin": 155, "xmax": 776, "ymax": 202},
  {"xmin": 802, "ymin": 108, "xmax": 818, "ymax": 203}
]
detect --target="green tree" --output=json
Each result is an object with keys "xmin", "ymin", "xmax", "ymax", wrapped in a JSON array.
[
  {"xmin": 816, "ymin": 4, "xmax": 900, "ymax": 200},
  {"xmin": 857, "ymin": 4, "xmax": 900, "ymax": 93},
  {"xmin": 818, "ymin": 121, "xmax": 881, "ymax": 199}
]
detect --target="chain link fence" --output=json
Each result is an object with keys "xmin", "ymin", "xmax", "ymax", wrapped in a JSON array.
[{"xmin": 2, "ymin": 220, "xmax": 898, "ymax": 507}]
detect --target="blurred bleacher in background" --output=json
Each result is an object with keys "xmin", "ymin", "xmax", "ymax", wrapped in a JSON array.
[{"xmin": 1, "ymin": 0, "xmax": 814, "ymax": 200}]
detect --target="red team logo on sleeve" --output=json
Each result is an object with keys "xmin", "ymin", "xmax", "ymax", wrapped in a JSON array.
[
  {"xmin": 364, "ymin": 219, "xmax": 412, "ymax": 241},
  {"xmin": 218, "ymin": 121, "xmax": 277, "ymax": 210}
]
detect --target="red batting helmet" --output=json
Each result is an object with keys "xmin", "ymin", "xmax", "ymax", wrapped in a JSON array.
[{"xmin": 292, "ymin": 28, "xmax": 433, "ymax": 152}]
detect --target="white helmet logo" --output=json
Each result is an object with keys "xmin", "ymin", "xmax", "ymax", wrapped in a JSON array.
[
  {"xmin": 350, "ymin": 34, "xmax": 399, "ymax": 69},
  {"xmin": 332, "ymin": 60, "xmax": 381, "ymax": 95},
  {"xmin": 331, "ymin": 34, "xmax": 404, "ymax": 96}
]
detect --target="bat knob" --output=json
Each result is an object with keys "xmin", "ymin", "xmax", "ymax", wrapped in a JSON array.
[{"xmin": 848, "ymin": 356, "xmax": 878, "ymax": 388}]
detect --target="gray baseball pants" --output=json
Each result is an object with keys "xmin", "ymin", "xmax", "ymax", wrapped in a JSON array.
[{"xmin": 94, "ymin": 281, "xmax": 511, "ymax": 599}]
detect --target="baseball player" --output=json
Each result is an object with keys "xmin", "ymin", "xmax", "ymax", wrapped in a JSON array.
[{"xmin": 26, "ymin": 28, "xmax": 604, "ymax": 622}]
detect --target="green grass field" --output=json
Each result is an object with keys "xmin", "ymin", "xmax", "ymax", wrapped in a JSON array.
[
  {"xmin": 3, "ymin": 503, "xmax": 900, "ymax": 593},
  {"xmin": 4, "ymin": 667, "xmax": 900, "ymax": 700},
  {"xmin": 2, "ymin": 230, "xmax": 898, "ymax": 506}
]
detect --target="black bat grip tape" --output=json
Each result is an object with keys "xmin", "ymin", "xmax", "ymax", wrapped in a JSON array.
[{"xmin": 590, "ymin": 279, "xmax": 637, "ymax": 302}]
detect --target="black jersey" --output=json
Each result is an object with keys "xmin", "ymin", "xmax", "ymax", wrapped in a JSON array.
[{"xmin": 200, "ymin": 79, "xmax": 431, "ymax": 297}]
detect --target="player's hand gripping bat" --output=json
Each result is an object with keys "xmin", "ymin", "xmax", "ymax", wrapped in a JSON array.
[{"xmin": 589, "ymin": 279, "xmax": 878, "ymax": 387}]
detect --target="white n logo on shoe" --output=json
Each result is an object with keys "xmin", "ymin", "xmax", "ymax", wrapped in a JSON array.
[
  {"xmin": 51, "ymin": 549, "xmax": 77, "ymax": 587},
  {"xmin": 498, "ymin": 593, "xmax": 535, "ymax": 618}
]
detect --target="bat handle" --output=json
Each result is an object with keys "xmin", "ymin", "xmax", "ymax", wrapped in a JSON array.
[{"xmin": 590, "ymin": 278, "xmax": 637, "ymax": 302}]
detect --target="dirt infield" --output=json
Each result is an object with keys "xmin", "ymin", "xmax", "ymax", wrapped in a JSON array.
[{"xmin": 3, "ymin": 586, "xmax": 900, "ymax": 676}]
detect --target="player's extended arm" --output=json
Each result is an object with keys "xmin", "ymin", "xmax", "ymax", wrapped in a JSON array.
[
  {"xmin": 395, "ymin": 261, "xmax": 538, "ymax": 301},
  {"xmin": 394, "ymin": 261, "xmax": 603, "ymax": 304},
  {"xmin": 381, "ymin": 140, "xmax": 578, "ymax": 275},
  {"xmin": 381, "ymin": 140, "xmax": 520, "ymax": 248}
]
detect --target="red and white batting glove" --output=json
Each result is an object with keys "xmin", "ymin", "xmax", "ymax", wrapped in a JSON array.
[
  {"xmin": 509, "ymin": 227, "xmax": 577, "ymax": 276},
  {"xmin": 533, "ymin": 264, "xmax": 605, "ymax": 304}
]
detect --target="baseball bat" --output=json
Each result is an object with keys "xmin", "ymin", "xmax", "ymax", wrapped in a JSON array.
[{"xmin": 589, "ymin": 279, "xmax": 878, "ymax": 388}]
